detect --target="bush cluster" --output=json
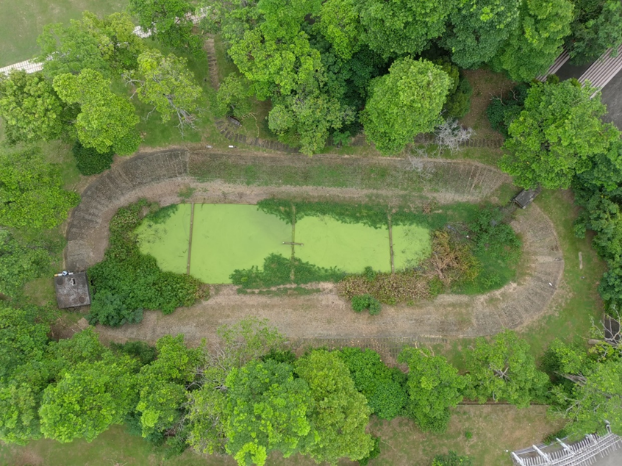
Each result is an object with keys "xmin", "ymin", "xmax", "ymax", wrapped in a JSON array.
[
  {"xmin": 72, "ymin": 141, "xmax": 114, "ymax": 176},
  {"xmin": 351, "ymin": 294, "xmax": 382, "ymax": 315},
  {"xmin": 87, "ymin": 201, "xmax": 205, "ymax": 326},
  {"xmin": 486, "ymin": 83, "xmax": 530, "ymax": 137}
]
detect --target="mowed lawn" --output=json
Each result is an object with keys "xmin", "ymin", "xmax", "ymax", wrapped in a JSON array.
[{"xmin": 0, "ymin": 0, "xmax": 128, "ymax": 67}]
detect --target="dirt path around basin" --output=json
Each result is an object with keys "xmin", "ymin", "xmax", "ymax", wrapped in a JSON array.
[{"xmin": 68, "ymin": 148, "xmax": 563, "ymax": 350}]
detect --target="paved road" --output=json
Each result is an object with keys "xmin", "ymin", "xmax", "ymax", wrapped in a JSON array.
[
  {"xmin": 601, "ymin": 71, "xmax": 622, "ymax": 129},
  {"xmin": 593, "ymin": 449, "xmax": 622, "ymax": 466}
]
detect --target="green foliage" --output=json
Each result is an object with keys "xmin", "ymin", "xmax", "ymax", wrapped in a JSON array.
[
  {"xmin": 358, "ymin": 0, "xmax": 457, "ymax": 58},
  {"xmin": 88, "ymin": 201, "xmax": 203, "ymax": 324},
  {"xmin": 0, "ymin": 146, "xmax": 80, "ymax": 230},
  {"xmin": 72, "ymin": 141, "xmax": 114, "ymax": 176},
  {"xmin": 486, "ymin": 83, "xmax": 529, "ymax": 137},
  {"xmin": 0, "ymin": 71, "xmax": 71, "ymax": 145},
  {"xmin": 444, "ymin": 77, "xmax": 472, "ymax": 120},
  {"xmin": 225, "ymin": 359, "xmax": 312, "ymax": 466},
  {"xmin": 358, "ymin": 436, "xmax": 381, "ymax": 466},
  {"xmin": 567, "ymin": 0, "xmax": 622, "ymax": 64},
  {"xmin": 53, "ymin": 69, "xmax": 141, "ymax": 155},
  {"xmin": 362, "ymin": 57, "xmax": 452, "ymax": 155},
  {"xmin": 501, "ymin": 80, "xmax": 619, "ymax": 189},
  {"xmin": 37, "ymin": 11, "xmax": 145, "ymax": 78},
  {"xmin": 187, "ymin": 318, "xmax": 286, "ymax": 456},
  {"xmin": 39, "ymin": 356, "xmax": 138, "ymax": 443},
  {"xmin": 398, "ymin": 347, "xmax": 465, "ymax": 433},
  {"xmin": 129, "ymin": 0, "xmax": 200, "ymax": 51},
  {"xmin": 295, "ymin": 350, "xmax": 374, "ymax": 464},
  {"xmin": 443, "ymin": 0, "xmax": 520, "ymax": 69},
  {"xmin": 0, "ymin": 381, "xmax": 42, "ymax": 445},
  {"xmin": 351, "ymin": 294, "xmax": 381, "ymax": 315},
  {"xmin": 338, "ymin": 348, "xmax": 407, "ymax": 420},
  {"xmin": 0, "ymin": 230, "xmax": 51, "ymax": 297},
  {"xmin": 463, "ymin": 330, "xmax": 550, "ymax": 406},
  {"xmin": 0, "ymin": 304, "xmax": 49, "ymax": 380},
  {"xmin": 216, "ymin": 75, "xmax": 252, "ymax": 118},
  {"xmin": 318, "ymin": 0, "xmax": 362, "ymax": 60},
  {"xmin": 432, "ymin": 451, "xmax": 474, "ymax": 466},
  {"xmin": 136, "ymin": 335, "xmax": 202, "ymax": 440},
  {"xmin": 125, "ymin": 49, "xmax": 202, "ymax": 133},
  {"xmin": 230, "ymin": 253, "xmax": 345, "ymax": 289},
  {"xmin": 491, "ymin": 0, "xmax": 573, "ymax": 81},
  {"xmin": 110, "ymin": 340, "xmax": 158, "ymax": 366}
]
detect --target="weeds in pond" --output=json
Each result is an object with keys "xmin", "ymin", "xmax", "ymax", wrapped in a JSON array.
[
  {"xmin": 87, "ymin": 200, "xmax": 205, "ymax": 326},
  {"xmin": 144, "ymin": 203, "xmax": 179, "ymax": 224},
  {"xmin": 339, "ymin": 231, "xmax": 479, "ymax": 304},
  {"xmin": 230, "ymin": 253, "xmax": 345, "ymax": 289}
]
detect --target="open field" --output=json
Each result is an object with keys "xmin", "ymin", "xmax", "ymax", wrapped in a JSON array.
[{"xmin": 0, "ymin": 0, "xmax": 128, "ymax": 67}]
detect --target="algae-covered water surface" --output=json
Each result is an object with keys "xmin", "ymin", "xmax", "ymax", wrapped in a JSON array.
[{"xmin": 136, "ymin": 204, "xmax": 431, "ymax": 284}]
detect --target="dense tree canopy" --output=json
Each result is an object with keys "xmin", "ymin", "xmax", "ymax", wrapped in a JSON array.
[
  {"xmin": 492, "ymin": 0, "xmax": 573, "ymax": 81},
  {"xmin": 567, "ymin": 0, "xmax": 622, "ymax": 64},
  {"xmin": 0, "ymin": 147, "xmax": 80, "ymax": 230},
  {"xmin": 0, "ymin": 71, "xmax": 71, "ymax": 145},
  {"xmin": 129, "ymin": 0, "xmax": 200, "ymax": 50},
  {"xmin": 53, "ymin": 69, "xmax": 141, "ymax": 155},
  {"xmin": 295, "ymin": 350, "xmax": 374, "ymax": 464},
  {"xmin": 362, "ymin": 57, "xmax": 451, "ymax": 154},
  {"xmin": 398, "ymin": 347, "xmax": 465, "ymax": 432},
  {"xmin": 500, "ymin": 80, "xmax": 619, "ymax": 189},
  {"xmin": 443, "ymin": 0, "xmax": 521, "ymax": 69},
  {"xmin": 358, "ymin": 0, "xmax": 456, "ymax": 58}
]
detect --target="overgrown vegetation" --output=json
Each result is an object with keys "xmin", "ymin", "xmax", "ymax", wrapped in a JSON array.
[
  {"xmin": 72, "ymin": 141, "xmax": 114, "ymax": 175},
  {"xmin": 230, "ymin": 253, "xmax": 345, "ymax": 289},
  {"xmin": 87, "ymin": 200, "xmax": 205, "ymax": 326}
]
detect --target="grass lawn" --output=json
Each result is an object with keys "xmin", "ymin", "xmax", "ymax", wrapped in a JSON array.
[{"xmin": 0, "ymin": 0, "xmax": 128, "ymax": 67}]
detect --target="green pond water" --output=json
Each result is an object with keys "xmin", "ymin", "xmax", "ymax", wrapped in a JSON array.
[{"xmin": 136, "ymin": 204, "xmax": 432, "ymax": 284}]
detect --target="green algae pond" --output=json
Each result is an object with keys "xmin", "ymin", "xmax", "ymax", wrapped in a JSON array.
[{"xmin": 136, "ymin": 204, "xmax": 432, "ymax": 284}]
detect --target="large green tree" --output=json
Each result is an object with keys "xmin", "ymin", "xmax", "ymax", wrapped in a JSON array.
[
  {"xmin": 443, "ymin": 0, "xmax": 521, "ymax": 69},
  {"xmin": 358, "ymin": 0, "xmax": 457, "ymax": 58},
  {"xmin": 567, "ymin": 0, "xmax": 622, "ymax": 64},
  {"xmin": 53, "ymin": 69, "xmax": 141, "ymax": 155},
  {"xmin": 317, "ymin": 0, "xmax": 362, "ymax": 60},
  {"xmin": 0, "ymin": 147, "xmax": 80, "ymax": 230},
  {"xmin": 362, "ymin": 57, "xmax": 452, "ymax": 155},
  {"xmin": 37, "ymin": 12, "xmax": 144, "ymax": 78},
  {"xmin": 463, "ymin": 330, "xmax": 549, "ymax": 407},
  {"xmin": 129, "ymin": 0, "xmax": 200, "ymax": 50},
  {"xmin": 39, "ymin": 357, "xmax": 138, "ymax": 443},
  {"xmin": 124, "ymin": 49, "xmax": 203, "ymax": 133},
  {"xmin": 338, "ymin": 347, "xmax": 407, "ymax": 420},
  {"xmin": 0, "ymin": 71, "xmax": 72, "ymax": 145},
  {"xmin": 500, "ymin": 80, "xmax": 619, "ymax": 189},
  {"xmin": 136, "ymin": 335, "xmax": 202, "ymax": 439},
  {"xmin": 491, "ymin": 0, "xmax": 573, "ymax": 81},
  {"xmin": 295, "ymin": 350, "xmax": 374, "ymax": 464},
  {"xmin": 187, "ymin": 318, "xmax": 286, "ymax": 456},
  {"xmin": 225, "ymin": 360, "xmax": 312, "ymax": 466},
  {"xmin": 0, "ymin": 230, "xmax": 50, "ymax": 298},
  {"xmin": 398, "ymin": 347, "xmax": 465, "ymax": 432}
]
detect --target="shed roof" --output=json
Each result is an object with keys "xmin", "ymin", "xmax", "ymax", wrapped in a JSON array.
[{"xmin": 54, "ymin": 272, "xmax": 91, "ymax": 309}]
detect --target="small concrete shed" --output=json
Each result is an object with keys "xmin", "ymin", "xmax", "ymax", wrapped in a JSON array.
[
  {"xmin": 54, "ymin": 272, "xmax": 91, "ymax": 309},
  {"xmin": 513, "ymin": 187, "xmax": 542, "ymax": 209}
]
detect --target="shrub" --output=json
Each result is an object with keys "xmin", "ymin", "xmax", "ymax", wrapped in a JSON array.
[
  {"xmin": 351, "ymin": 294, "xmax": 381, "ymax": 315},
  {"xmin": 432, "ymin": 451, "xmax": 473, "ymax": 466},
  {"xmin": 485, "ymin": 84, "xmax": 529, "ymax": 138},
  {"xmin": 444, "ymin": 77, "xmax": 472, "ymax": 119},
  {"xmin": 87, "ymin": 290, "xmax": 143, "ymax": 327},
  {"xmin": 339, "ymin": 348, "xmax": 408, "ymax": 420},
  {"xmin": 110, "ymin": 340, "xmax": 157, "ymax": 366},
  {"xmin": 72, "ymin": 141, "xmax": 114, "ymax": 176}
]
